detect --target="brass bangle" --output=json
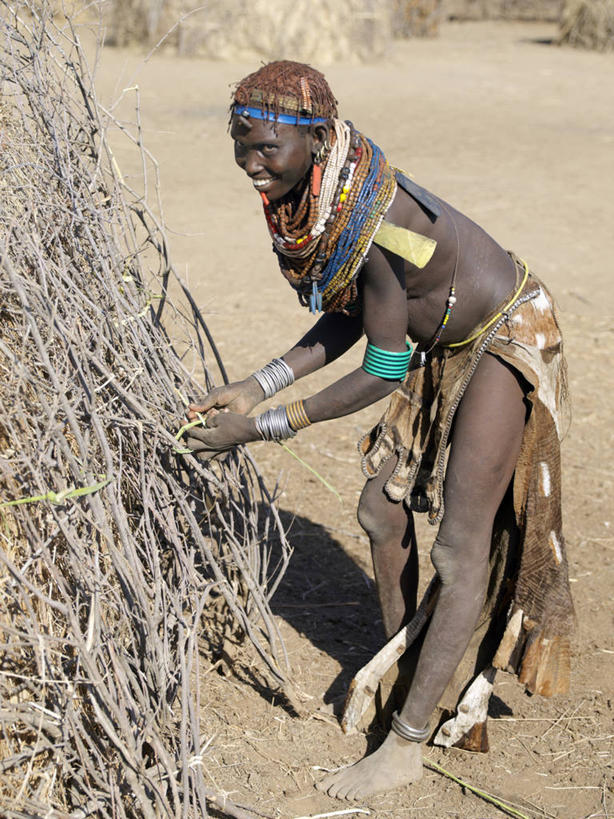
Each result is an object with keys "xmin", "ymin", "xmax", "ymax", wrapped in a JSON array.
[{"xmin": 285, "ymin": 399, "xmax": 311, "ymax": 432}]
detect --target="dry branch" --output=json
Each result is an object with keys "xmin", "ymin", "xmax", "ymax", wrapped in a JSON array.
[
  {"xmin": 340, "ymin": 577, "xmax": 439, "ymax": 734},
  {"xmin": 0, "ymin": 2, "xmax": 293, "ymax": 814}
]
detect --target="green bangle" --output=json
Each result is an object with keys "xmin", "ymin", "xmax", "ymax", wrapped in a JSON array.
[{"xmin": 362, "ymin": 340, "xmax": 413, "ymax": 380}]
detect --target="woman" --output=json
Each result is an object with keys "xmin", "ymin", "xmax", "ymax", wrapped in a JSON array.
[{"xmin": 185, "ymin": 61, "xmax": 574, "ymax": 801}]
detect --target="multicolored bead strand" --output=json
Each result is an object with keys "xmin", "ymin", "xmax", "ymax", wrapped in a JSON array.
[
  {"xmin": 259, "ymin": 119, "xmax": 397, "ymax": 315},
  {"xmin": 420, "ymin": 204, "xmax": 460, "ymax": 360}
]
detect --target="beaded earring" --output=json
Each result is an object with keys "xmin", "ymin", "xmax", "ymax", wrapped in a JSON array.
[
  {"xmin": 311, "ymin": 161, "xmax": 322, "ymax": 197},
  {"xmin": 311, "ymin": 138, "xmax": 331, "ymax": 197}
]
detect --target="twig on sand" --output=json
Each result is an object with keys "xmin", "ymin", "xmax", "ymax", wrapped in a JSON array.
[
  {"xmin": 204, "ymin": 787, "xmax": 275, "ymax": 819},
  {"xmin": 424, "ymin": 758, "xmax": 532, "ymax": 819},
  {"xmin": 292, "ymin": 809, "xmax": 371, "ymax": 819}
]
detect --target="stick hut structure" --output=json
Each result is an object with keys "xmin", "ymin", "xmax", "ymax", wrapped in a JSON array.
[{"xmin": 0, "ymin": 4, "xmax": 293, "ymax": 815}]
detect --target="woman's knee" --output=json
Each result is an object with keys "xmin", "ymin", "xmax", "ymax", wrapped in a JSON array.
[
  {"xmin": 357, "ymin": 480, "xmax": 407, "ymax": 542},
  {"xmin": 430, "ymin": 529, "xmax": 489, "ymax": 590}
]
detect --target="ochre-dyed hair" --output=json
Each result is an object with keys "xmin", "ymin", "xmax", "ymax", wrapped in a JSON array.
[{"xmin": 231, "ymin": 60, "xmax": 338, "ymax": 123}]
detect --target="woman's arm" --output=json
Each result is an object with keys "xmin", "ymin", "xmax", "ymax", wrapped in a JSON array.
[
  {"xmin": 281, "ymin": 310, "xmax": 364, "ymax": 379},
  {"xmin": 185, "ymin": 244, "xmax": 409, "ymax": 454},
  {"xmin": 303, "ymin": 244, "xmax": 409, "ymax": 423},
  {"xmin": 187, "ymin": 310, "xmax": 364, "ymax": 421}
]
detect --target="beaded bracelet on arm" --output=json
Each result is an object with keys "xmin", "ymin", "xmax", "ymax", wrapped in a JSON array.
[{"xmin": 251, "ymin": 358, "xmax": 294, "ymax": 399}]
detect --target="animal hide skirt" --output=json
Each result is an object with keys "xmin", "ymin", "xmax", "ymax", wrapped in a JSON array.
[{"xmin": 359, "ymin": 253, "xmax": 575, "ymax": 719}]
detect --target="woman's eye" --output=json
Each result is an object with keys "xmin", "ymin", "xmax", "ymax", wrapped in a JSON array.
[{"xmin": 262, "ymin": 144, "xmax": 277, "ymax": 153}]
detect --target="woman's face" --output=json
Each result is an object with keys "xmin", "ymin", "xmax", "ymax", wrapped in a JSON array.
[{"xmin": 230, "ymin": 115, "xmax": 316, "ymax": 202}]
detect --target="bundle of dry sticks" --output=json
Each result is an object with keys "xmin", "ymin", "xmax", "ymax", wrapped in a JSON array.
[{"xmin": 0, "ymin": 4, "xmax": 293, "ymax": 816}]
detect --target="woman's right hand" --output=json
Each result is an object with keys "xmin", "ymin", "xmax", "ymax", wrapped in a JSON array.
[{"xmin": 187, "ymin": 377, "xmax": 264, "ymax": 420}]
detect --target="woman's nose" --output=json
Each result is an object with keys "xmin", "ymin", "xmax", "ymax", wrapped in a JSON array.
[{"xmin": 244, "ymin": 150, "xmax": 263, "ymax": 177}]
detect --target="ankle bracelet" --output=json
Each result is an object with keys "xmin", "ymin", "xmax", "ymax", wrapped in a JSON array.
[{"xmin": 391, "ymin": 711, "xmax": 430, "ymax": 743}]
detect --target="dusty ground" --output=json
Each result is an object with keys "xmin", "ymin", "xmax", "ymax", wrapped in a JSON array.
[{"xmin": 96, "ymin": 20, "xmax": 613, "ymax": 818}]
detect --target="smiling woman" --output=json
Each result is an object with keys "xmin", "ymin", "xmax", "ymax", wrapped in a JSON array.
[
  {"xmin": 231, "ymin": 119, "xmax": 317, "ymax": 201},
  {"xmin": 185, "ymin": 59, "xmax": 575, "ymax": 803}
]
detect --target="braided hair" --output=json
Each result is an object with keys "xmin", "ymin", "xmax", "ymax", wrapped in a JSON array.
[{"xmin": 231, "ymin": 60, "xmax": 338, "ymax": 124}]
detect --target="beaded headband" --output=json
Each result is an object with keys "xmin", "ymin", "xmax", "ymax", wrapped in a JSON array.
[{"xmin": 233, "ymin": 104, "xmax": 328, "ymax": 126}]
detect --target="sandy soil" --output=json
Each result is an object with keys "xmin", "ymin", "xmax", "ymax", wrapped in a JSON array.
[{"xmin": 96, "ymin": 20, "xmax": 613, "ymax": 818}]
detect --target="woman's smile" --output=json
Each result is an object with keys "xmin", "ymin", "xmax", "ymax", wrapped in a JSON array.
[{"xmin": 230, "ymin": 116, "xmax": 315, "ymax": 201}]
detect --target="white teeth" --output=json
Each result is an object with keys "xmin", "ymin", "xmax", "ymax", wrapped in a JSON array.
[{"xmin": 252, "ymin": 178, "xmax": 273, "ymax": 187}]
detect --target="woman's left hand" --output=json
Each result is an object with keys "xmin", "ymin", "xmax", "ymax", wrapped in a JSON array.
[{"xmin": 184, "ymin": 410, "xmax": 259, "ymax": 459}]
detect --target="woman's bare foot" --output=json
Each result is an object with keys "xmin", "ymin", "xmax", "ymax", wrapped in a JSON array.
[{"xmin": 315, "ymin": 732, "xmax": 423, "ymax": 801}]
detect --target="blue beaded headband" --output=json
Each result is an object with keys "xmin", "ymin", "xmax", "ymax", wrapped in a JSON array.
[{"xmin": 233, "ymin": 104, "xmax": 328, "ymax": 126}]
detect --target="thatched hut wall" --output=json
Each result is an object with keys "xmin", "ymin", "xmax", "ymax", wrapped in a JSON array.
[
  {"xmin": 108, "ymin": 0, "xmax": 394, "ymax": 62},
  {"xmin": 557, "ymin": 0, "xmax": 614, "ymax": 50},
  {"xmin": 0, "ymin": 5, "xmax": 293, "ymax": 814},
  {"xmin": 392, "ymin": 0, "xmax": 445, "ymax": 38},
  {"xmin": 444, "ymin": 0, "xmax": 564, "ymax": 20}
]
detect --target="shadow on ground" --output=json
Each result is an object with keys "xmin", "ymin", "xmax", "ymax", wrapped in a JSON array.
[{"xmin": 269, "ymin": 508, "xmax": 385, "ymax": 704}]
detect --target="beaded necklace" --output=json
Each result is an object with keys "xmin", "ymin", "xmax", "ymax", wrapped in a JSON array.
[
  {"xmin": 416, "ymin": 203, "xmax": 460, "ymax": 364},
  {"xmin": 261, "ymin": 120, "xmax": 397, "ymax": 314}
]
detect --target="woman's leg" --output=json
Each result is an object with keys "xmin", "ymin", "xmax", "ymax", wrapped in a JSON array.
[
  {"xmin": 357, "ymin": 456, "xmax": 418, "ymax": 639},
  {"xmin": 398, "ymin": 354, "xmax": 527, "ymax": 729},
  {"xmin": 317, "ymin": 353, "xmax": 527, "ymax": 800}
]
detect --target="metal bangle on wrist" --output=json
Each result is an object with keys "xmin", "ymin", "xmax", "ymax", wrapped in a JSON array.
[
  {"xmin": 255, "ymin": 399, "xmax": 312, "ymax": 442},
  {"xmin": 255, "ymin": 406, "xmax": 297, "ymax": 441},
  {"xmin": 251, "ymin": 358, "xmax": 294, "ymax": 399}
]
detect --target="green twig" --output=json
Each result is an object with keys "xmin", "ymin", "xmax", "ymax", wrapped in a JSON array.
[
  {"xmin": 279, "ymin": 443, "xmax": 342, "ymax": 504},
  {"xmin": 173, "ymin": 413, "xmax": 207, "ymax": 454},
  {"xmin": 424, "ymin": 758, "xmax": 530, "ymax": 819},
  {"xmin": 174, "ymin": 413, "xmax": 206, "ymax": 440},
  {"xmin": 1, "ymin": 477, "xmax": 112, "ymax": 508}
]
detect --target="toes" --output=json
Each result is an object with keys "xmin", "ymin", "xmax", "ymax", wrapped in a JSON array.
[
  {"xmin": 315, "ymin": 770, "xmax": 354, "ymax": 801},
  {"xmin": 331, "ymin": 781, "xmax": 352, "ymax": 801},
  {"xmin": 343, "ymin": 784, "xmax": 363, "ymax": 801},
  {"xmin": 315, "ymin": 774, "xmax": 334, "ymax": 793},
  {"xmin": 326, "ymin": 778, "xmax": 346, "ymax": 800},
  {"xmin": 315, "ymin": 771, "xmax": 344, "ymax": 797}
]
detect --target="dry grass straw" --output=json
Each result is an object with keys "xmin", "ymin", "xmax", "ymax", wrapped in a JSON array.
[
  {"xmin": 557, "ymin": 0, "xmax": 614, "ymax": 50},
  {"xmin": 0, "ymin": 2, "xmax": 295, "ymax": 815}
]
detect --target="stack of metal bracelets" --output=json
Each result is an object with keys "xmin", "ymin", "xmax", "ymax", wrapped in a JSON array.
[
  {"xmin": 251, "ymin": 340, "xmax": 413, "ymax": 443},
  {"xmin": 251, "ymin": 359, "xmax": 312, "ymax": 442},
  {"xmin": 251, "ymin": 357, "xmax": 294, "ymax": 398},
  {"xmin": 362, "ymin": 340, "xmax": 414, "ymax": 380}
]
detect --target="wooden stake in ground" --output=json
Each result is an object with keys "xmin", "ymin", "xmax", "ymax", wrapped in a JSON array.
[{"xmin": 341, "ymin": 578, "xmax": 440, "ymax": 734}]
